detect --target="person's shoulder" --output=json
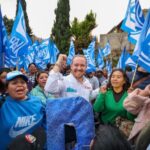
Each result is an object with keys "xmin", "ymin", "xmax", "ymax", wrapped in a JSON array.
[{"xmin": 28, "ymin": 95, "xmax": 42, "ymax": 103}]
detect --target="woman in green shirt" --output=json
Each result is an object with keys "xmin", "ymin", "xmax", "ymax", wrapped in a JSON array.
[{"xmin": 93, "ymin": 68, "xmax": 134, "ymax": 125}]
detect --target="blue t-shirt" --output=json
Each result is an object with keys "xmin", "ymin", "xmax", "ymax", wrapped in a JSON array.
[{"xmin": 0, "ymin": 95, "xmax": 45, "ymax": 150}]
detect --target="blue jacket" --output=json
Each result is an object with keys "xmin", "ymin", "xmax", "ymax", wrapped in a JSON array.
[{"xmin": 0, "ymin": 95, "xmax": 45, "ymax": 150}]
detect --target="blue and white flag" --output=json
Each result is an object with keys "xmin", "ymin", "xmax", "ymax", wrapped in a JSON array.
[
  {"xmin": 136, "ymin": 9, "xmax": 150, "ymax": 72},
  {"xmin": 97, "ymin": 47, "xmax": 104, "ymax": 70},
  {"xmin": 83, "ymin": 37, "xmax": 96, "ymax": 70},
  {"xmin": 102, "ymin": 41, "xmax": 111, "ymax": 57},
  {"xmin": 106, "ymin": 60, "xmax": 112, "ymax": 76},
  {"xmin": 67, "ymin": 40, "xmax": 75, "ymax": 65},
  {"xmin": 125, "ymin": 55, "xmax": 136, "ymax": 70},
  {"xmin": 49, "ymin": 40, "xmax": 60, "ymax": 64},
  {"xmin": 0, "ymin": 7, "xmax": 11, "ymax": 67},
  {"xmin": 121, "ymin": 0, "xmax": 145, "ymax": 44},
  {"xmin": 9, "ymin": 1, "xmax": 32, "ymax": 57},
  {"xmin": 0, "ymin": 7, "xmax": 4, "ymax": 67},
  {"xmin": 35, "ymin": 39, "xmax": 51, "ymax": 70},
  {"xmin": 23, "ymin": 44, "xmax": 36, "ymax": 71},
  {"xmin": 117, "ymin": 47, "xmax": 130, "ymax": 70}
]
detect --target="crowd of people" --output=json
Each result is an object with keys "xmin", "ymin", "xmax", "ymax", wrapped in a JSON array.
[{"xmin": 0, "ymin": 54, "xmax": 150, "ymax": 150}]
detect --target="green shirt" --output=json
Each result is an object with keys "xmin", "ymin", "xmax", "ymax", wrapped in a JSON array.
[
  {"xmin": 30, "ymin": 85, "xmax": 54, "ymax": 105},
  {"xmin": 93, "ymin": 89, "xmax": 134, "ymax": 124}
]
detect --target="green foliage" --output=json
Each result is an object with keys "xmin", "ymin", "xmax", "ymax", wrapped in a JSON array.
[
  {"xmin": 16, "ymin": 0, "xmax": 32, "ymax": 36},
  {"xmin": 71, "ymin": 10, "xmax": 97, "ymax": 53},
  {"xmin": 51, "ymin": 0, "xmax": 71, "ymax": 54},
  {"xmin": 3, "ymin": 15, "xmax": 13, "ymax": 35}
]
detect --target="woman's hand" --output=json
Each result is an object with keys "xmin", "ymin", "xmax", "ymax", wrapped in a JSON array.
[{"xmin": 100, "ymin": 85, "xmax": 107, "ymax": 93}]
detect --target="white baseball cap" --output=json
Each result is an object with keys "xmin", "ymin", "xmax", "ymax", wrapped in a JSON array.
[{"xmin": 6, "ymin": 71, "xmax": 28, "ymax": 82}]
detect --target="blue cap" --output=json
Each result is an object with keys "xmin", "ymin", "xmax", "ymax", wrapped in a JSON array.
[
  {"xmin": 86, "ymin": 68, "xmax": 96, "ymax": 74},
  {"xmin": 6, "ymin": 71, "xmax": 28, "ymax": 82}
]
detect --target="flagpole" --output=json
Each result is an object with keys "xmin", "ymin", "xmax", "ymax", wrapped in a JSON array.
[
  {"xmin": 16, "ymin": 57, "xmax": 19, "ymax": 71},
  {"xmin": 130, "ymin": 62, "xmax": 138, "ymax": 88}
]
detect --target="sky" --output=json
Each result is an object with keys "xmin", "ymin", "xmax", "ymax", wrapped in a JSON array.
[{"xmin": 0, "ymin": 0, "xmax": 150, "ymax": 40}]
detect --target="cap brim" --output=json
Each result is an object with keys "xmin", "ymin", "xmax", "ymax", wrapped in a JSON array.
[{"xmin": 7, "ymin": 75, "xmax": 28, "ymax": 82}]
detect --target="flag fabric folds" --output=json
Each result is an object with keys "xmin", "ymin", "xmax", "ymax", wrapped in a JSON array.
[
  {"xmin": 83, "ymin": 38, "xmax": 96, "ymax": 70},
  {"xmin": 125, "ymin": 55, "xmax": 136, "ymax": 70},
  {"xmin": 136, "ymin": 9, "xmax": 150, "ymax": 72},
  {"xmin": 0, "ymin": 7, "xmax": 11, "ymax": 67},
  {"xmin": 9, "ymin": 1, "xmax": 32, "ymax": 57},
  {"xmin": 121, "ymin": 0, "xmax": 145, "ymax": 44},
  {"xmin": 49, "ymin": 40, "xmax": 60, "ymax": 64},
  {"xmin": 102, "ymin": 41, "xmax": 111, "ymax": 57},
  {"xmin": 106, "ymin": 60, "xmax": 112, "ymax": 76},
  {"xmin": 96, "ymin": 47, "xmax": 104, "ymax": 70},
  {"xmin": 67, "ymin": 40, "xmax": 75, "ymax": 65},
  {"xmin": 117, "ymin": 47, "xmax": 130, "ymax": 70}
]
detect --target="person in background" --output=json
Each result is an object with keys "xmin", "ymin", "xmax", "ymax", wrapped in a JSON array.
[
  {"xmin": 20, "ymin": 67, "xmax": 27, "ymax": 75},
  {"xmin": 30, "ymin": 71, "xmax": 54, "ymax": 106},
  {"xmin": 95, "ymin": 69, "xmax": 107, "ymax": 86},
  {"xmin": 93, "ymin": 68, "xmax": 134, "ymax": 125},
  {"xmin": 0, "ymin": 71, "xmax": 45, "ymax": 150},
  {"xmin": 0, "ymin": 67, "xmax": 11, "ymax": 83},
  {"xmin": 127, "ymin": 66, "xmax": 150, "ymax": 90},
  {"xmin": 123, "ymin": 84, "xmax": 150, "ymax": 141},
  {"xmin": 27, "ymin": 63, "xmax": 38, "ymax": 87},
  {"xmin": 85, "ymin": 68, "xmax": 99, "ymax": 90},
  {"xmin": 45, "ymin": 54, "xmax": 100, "ymax": 102},
  {"xmin": 102, "ymin": 68, "xmax": 108, "ymax": 79}
]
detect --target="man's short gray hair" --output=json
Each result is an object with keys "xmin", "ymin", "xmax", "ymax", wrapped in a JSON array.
[{"xmin": 71, "ymin": 55, "xmax": 87, "ymax": 65}]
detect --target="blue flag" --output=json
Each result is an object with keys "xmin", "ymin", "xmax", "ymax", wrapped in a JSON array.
[
  {"xmin": 136, "ymin": 9, "xmax": 150, "ymax": 72},
  {"xmin": 23, "ymin": 44, "xmax": 36, "ymax": 71},
  {"xmin": 67, "ymin": 40, "xmax": 75, "ymax": 65},
  {"xmin": 0, "ymin": 7, "xmax": 11, "ymax": 67},
  {"xmin": 49, "ymin": 40, "xmax": 60, "ymax": 64},
  {"xmin": 83, "ymin": 37, "xmax": 96, "ymax": 70},
  {"xmin": 106, "ymin": 60, "xmax": 112, "ymax": 76},
  {"xmin": 9, "ymin": 1, "xmax": 32, "ymax": 57},
  {"xmin": 102, "ymin": 41, "xmax": 111, "ymax": 57},
  {"xmin": 0, "ymin": 7, "xmax": 4, "ymax": 67},
  {"xmin": 96, "ymin": 47, "xmax": 104, "ymax": 70},
  {"xmin": 121, "ymin": 0, "xmax": 145, "ymax": 44},
  {"xmin": 35, "ymin": 39, "xmax": 51, "ymax": 70},
  {"xmin": 125, "ymin": 55, "xmax": 136, "ymax": 70},
  {"xmin": 117, "ymin": 47, "xmax": 130, "ymax": 70}
]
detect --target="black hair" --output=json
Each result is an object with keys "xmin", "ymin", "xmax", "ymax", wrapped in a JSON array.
[
  {"xmin": 0, "ymin": 68, "xmax": 11, "ymax": 75},
  {"xmin": 107, "ymin": 68, "xmax": 130, "ymax": 91},
  {"xmin": 91, "ymin": 125, "xmax": 132, "ymax": 150},
  {"xmin": 28, "ymin": 63, "xmax": 37, "ymax": 68},
  {"xmin": 33, "ymin": 71, "xmax": 49, "ymax": 87},
  {"xmin": 0, "ymin": 79, "xmax": 6, "ymax": 93}
]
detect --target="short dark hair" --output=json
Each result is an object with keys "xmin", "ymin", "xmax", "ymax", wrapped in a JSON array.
[
  {"xmin": 28, "ymin": 63, "xmax": 36, "ymax": 68},
  {"xmin": 91, "ymin": 125, "xmax": 132, "ymax": 150},
  {"xmin": 0, "ymin": 68, "xmax": 11, "ymax": 75},
  {"xmin": 107, "ymin": 68, "xmax": 130, "ymax": 91}
]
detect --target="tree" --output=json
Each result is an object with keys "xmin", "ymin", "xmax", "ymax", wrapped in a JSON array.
[
  {"xmin": 3, "ymin": 15, "xmax": 13, "ymax": 35},
  {"xmin": 51, "ymin": 0, "xmax": 71, "ymax": 54},
  {"xmin": 16, "ymin": 0, "xmax": 32, "ymax": 36},
  {"xmin": 71, "ymin": 10, "xmax": 97, "ymax": 53}
]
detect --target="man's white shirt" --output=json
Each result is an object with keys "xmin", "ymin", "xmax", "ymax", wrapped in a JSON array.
[{"xmin": 45, "ymin": 70, "xmax": 99, "ymax": 102}]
